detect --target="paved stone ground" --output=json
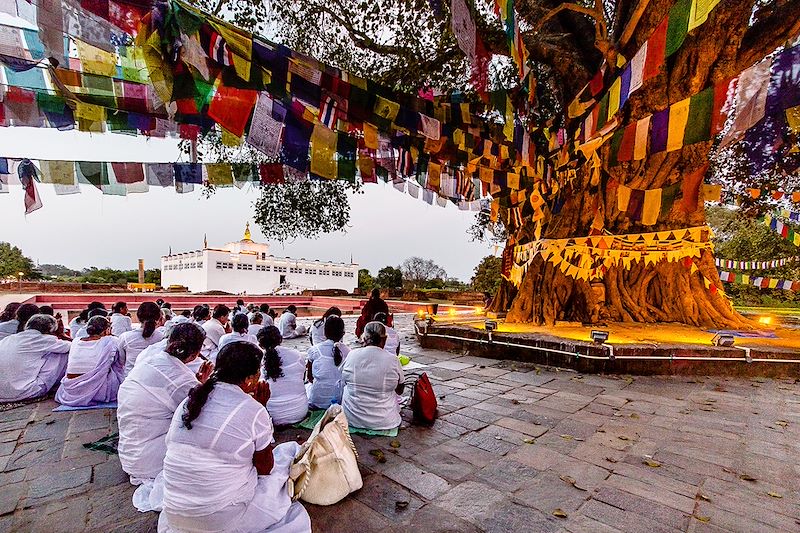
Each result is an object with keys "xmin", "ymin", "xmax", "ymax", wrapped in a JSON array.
[{"xmin": 1, "ymin": 315, "xmax": 800, "ymax": 532}]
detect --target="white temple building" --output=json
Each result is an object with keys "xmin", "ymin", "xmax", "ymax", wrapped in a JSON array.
[{"xmin": 160, "ymin": 223, "xmax": 358, "ymax": 293}]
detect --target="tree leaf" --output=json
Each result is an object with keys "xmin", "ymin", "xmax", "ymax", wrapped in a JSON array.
[
  {"xmin": 390, "ymin": 439, "xmax": 401, "ymax": 448},
  {"xmin": 523, "ymin": 438, "xmax": 535, "ymax": 444},
  {"xmin": 643, "ymin": 459, "xmax": 661, "ymax": 468},
  {"xmin": 693, "ymin": 515, "xmax": 711, "ymax": 523},
  {"xmin": 739, "ymin": 473, "xmax": 757, "ymax": 482},
  {"xmin": 552, "ymin": 509, "xmax": 568, "ymax": 518},
  {"xmin": 767, "ymin": 491, "xmax": 783, "ymax": 498}
]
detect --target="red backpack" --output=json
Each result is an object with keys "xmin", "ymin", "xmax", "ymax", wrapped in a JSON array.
[{"xmin": 410, "ymin": 373, "xmax": 438, "ymax": 425}]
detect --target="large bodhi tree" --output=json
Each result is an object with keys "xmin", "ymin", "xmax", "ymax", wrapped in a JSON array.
[{"xmin": 194, "ymin": 0, "xmax": 799, "ymax": 327}]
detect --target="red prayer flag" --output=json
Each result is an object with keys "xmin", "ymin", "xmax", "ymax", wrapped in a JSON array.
[
  {"xmin": 589, "ymin": 69, "xmax": 604, "ymax": 96},
  {"xmin": 208, "ymin": 84, "xmax": 258, "ymax": 138},
  {"xmin": 643, "ymin": 19, "xmax": 668, "ymax": 81},
  {"xmin": 110, "ymin": 162, "xmax": 145, "ymax": 184},
  {"xmin": 617, "ymin": 122, "xmax": 637, "ymax": 162},
  {"xmin": 711, "ymin": 76, "xmax": 738, "ymax": 135},
  {"xmin": 178, "ymin": 124, "xmax": 200, "ymax": 141},
  {"xmin": 680, "ymin": 163, "xmax": 708, "ymax": 213},
  {"xmin": 259, "ymin": 163, "xmax": 285, "ymax": 184}
]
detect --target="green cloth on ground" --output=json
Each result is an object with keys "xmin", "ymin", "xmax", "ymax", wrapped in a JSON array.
[
  {"xmin": 294, "ymin": 409, "xmax": 400, "ymax": 436},
  {"xmin": 83, "ymin": 433, "xmax": 119, "ymax": 455}
]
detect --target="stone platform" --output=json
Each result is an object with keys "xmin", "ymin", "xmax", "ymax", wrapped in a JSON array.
[
  {"xmin": 1, "ymin": 315, "xmax": 800, "ymax": 532},
  {"xmin": 418, "ymin": 319, "xmax": 800, "ymax": 377}
]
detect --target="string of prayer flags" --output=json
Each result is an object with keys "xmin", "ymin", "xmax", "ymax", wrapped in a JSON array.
[
  {"xmin": 715, "ymin": 256, "xmax": 800, "ymax": 271},
  {"xmin": 764, "ymin": 213, "xmax": 800, "ymax": 247},
  {"xmin": 742, "ymin": 189, "xmax": 800, "ymax": 203},
  {"xmin": 718, "ymin": 270, "xmax": 800, "ymax": 292}
]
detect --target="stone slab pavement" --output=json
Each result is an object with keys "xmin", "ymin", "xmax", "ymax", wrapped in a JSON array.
[{"xmin": 1, "ymin": 315, "xmax": 800, "ymax": 532}]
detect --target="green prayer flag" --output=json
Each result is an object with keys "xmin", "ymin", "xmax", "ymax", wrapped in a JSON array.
[
  {"xmin": 336, "ymin": 133, "xmax": 357, "ymax": 183},
  {"xmin": 76, "ymin": 161, "xmax": 109, "ymax": 190},
  {"xmin": 596, "ymin": 93, "xmax": 609, "ymax": 129},
  {"xmin": 36, "ymin": 93, "xmax": 66, "ymax": 114},
  {"xmin": 683, "ymin": 87, "xmax": 713, "ymax": 145},
  {"xmin": 609, "ymin": 128, "xmax": 624, "ymax": 167},
  {"xmin": 232, "ymin": 163, "xmax": 258, "ymax": 182},
  {"xmin": 666, "ymin": 0, "xmax": 691, "ymax": 57}
]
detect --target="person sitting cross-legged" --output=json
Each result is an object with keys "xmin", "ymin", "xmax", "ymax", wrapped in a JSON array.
[
  {"xmin": 55, "ymin": 316, "xmax": 124, "ymax": 407},
  {"xmin": 305, "ymin": 316, "xmax": 350, "ymax": 409},
  {"xmin": 341, "ymin": 321, "xmax": 404, "ymax": 431},
  {"xmin": 218, "ymin": 313, "xmax": 259, "ymax": 351},
  {"xmin": 118, "ymin": 302, "xmax": 165, "ymax": 376},
  {"xmin": 0, "ymin": 314, "xmax": 72, "ymax": 402},
  {"xmin": 116, "ymin": 323, "xmax": 213, "ymax": 513},
  {"xmin": 258, "ymin": 326, "xmax": 308, "ymax": 426},
  {"xmin": 159, "ymin": 341, "xmax": 311, "ymax": 533},
  {"xmin": 277, "ymin": 305, "xmax": 307, "ymax": 339}
]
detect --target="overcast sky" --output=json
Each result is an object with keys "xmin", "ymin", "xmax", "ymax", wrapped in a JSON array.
[{"xmin": 0, "ymin": 127, "xmax": 495, "ymax": 281}]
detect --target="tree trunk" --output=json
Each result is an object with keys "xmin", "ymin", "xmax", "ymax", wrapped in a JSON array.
[{"xmin": 504, "ymin": 0, "xmax": 771, "ymax": 328}]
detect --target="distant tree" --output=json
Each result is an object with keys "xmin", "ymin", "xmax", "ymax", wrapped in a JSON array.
[
  {"xmin": 400, "ymin": 257, "xmax": 447, "ymax": 289},
  {"xmin": 358, "ymin": 269, "xmax": 374, "ymax": 290},
  {"xmin": 471, "ymin": 256, "xmax": 503, "ymax": 295},
  {"xmin": 0, "ymin": 242, "xmax": 40, "ymax": 280},
  {"xmin": 375, "ymin": 266, "xmax": 403, "ymax": 289},
  {"xmin": 38, "ymin": 264, "xmax": 81, "ymax": 278}
]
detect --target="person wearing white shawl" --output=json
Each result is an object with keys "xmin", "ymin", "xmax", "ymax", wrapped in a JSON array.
[
  {"xmin": 0, "ymin": 302, "xmax": 21, "ymax": 340},
  {"xmin": 0, "ymin": 314, "xmax": 72, "ymax": 402},
  {"xmin": 200, "ymin": 305, "xmax": 231, "ymax": 363},
  {"xmin": 118, "ymin": 302, "xmax": 165, "ymax": 377},
  {"xmin": 277, "ymin": 306, "xmax": 307, "ymax": 339},
  {"xmin": 305, "ymin": 316, "xmax": 350, "ymax": 409},
  {"xmin": 258, "ymin": 326, "xmax": 308, "ymax": 426},
  {"xmin": 55, "ymin": 316, "xmax": 123, "ymax": 406},
  {"xmin": 218, "ymin": 314, "xmax": 259, "ymax": 351},
  {"xmin": 247, "ymin": 312, "xmax": 265, "ymax": 336},
  {"xmin": 110, "ymin": 301, "xmax": 133, "ymax": 336},
  {"xmin": 341, "ymin": 322, "xmax": 405, "ymax": 431},
  {"xmin": 373, "ymin": 313, "xmax": 400, "ymax": 356},
  {"xmin": 159, "ymin": 342, "xmax": 310, "ymax": 533},
  {"xmin": 309, "ymin": 306, "xmax": 342, "ymax": 345},
  {"xmin": 117, "ymin": 323, "xmax": 212, "ymax": 513}
]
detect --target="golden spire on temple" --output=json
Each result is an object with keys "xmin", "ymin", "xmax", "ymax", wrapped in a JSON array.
[{"xmin": 243, "ymin": 222, "xmax": 252, "ymax": 241}]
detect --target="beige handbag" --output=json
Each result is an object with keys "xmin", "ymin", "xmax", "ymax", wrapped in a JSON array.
[{"xmin": 288, "ymin": 405, "xmax": 363, "ymax": 505}]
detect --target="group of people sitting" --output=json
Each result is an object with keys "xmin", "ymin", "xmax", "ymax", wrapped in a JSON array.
[{"xmin": 0, "ymin": 291, "xmax": 404, "ymax": 532}]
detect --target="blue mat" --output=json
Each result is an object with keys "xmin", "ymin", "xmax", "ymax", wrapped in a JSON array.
[
  {"xmin": 708, "ymin": 330, "xmax": 778, "ymax": 338},
  {"xmin": 53, "ymin": 402, "xmax": 117, "ymax": 412}
]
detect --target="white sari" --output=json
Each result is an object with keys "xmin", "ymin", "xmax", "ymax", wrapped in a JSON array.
[
  {"xmin": 55, "ymin": 336, "xmax": 123, "ymax": 406},
  {"xmin": 0, "ymin": 330, "xmax": 71, "ymax": 402},
  {"xmin": 159, "ymin": 383, "xmax": 310, "ymax": 533},
  {"xmin": 263, "ymin": 347, "xmax": 308, "ymax": 426}
]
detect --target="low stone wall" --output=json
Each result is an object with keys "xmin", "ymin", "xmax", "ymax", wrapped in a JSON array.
[{"xmin": 0, "ymin": 282, "xmax": 128, "ymax": 293}]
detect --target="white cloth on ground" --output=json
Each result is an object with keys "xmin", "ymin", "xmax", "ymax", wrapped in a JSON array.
[
  {"xmin": 263, "ymin": 346, "xmax": 308, "ymax": 426},
  {"xmin": 218, "ymin": 332, "xmax": 260, "ymax": 351},
  {"xmin": 159, "ymin": 382, "xmax": 310, "ymax": 532},
  {"xmin": 119, "ymin": 328, "xmax": 166, "ymax": 376},
  {"xmin": 0, "ymin": 320, "xmax": 19, "ymax": 340},
  {"xmin": 55, "ymin": 336, "xmax": 123, "ymax": 406},
  {"xmin": 111, "ymin": 313, "xmax": 133, "ymax": 336},
  {"xmin": 0, "ymin": 330, "xmax": 72, "ymax": 402},
  {"xmin": 305, "ymin": 340, "xmax": 350, "ymax": 408},
  {"xmin": 117, "ymin": 350, "xmax": 199, "ymax": 511},
  {"xmin": 201, "ymin": 319, "xmax": 226, "ymax": 362},
  {"xmin": 341, "ymin": 345, "xmax": 404, "ymax": 430}
]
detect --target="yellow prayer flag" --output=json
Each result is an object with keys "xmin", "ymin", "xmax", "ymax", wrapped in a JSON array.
[
  {"xmin": 667, "ymin": 98, "xmax": 691, "ymax": 152},
  {"xmin": 428, "ymin": 162, "xmax": 442, "ymax": 189},
  {"xmin": 206, "ymin": 164, "xmax": 233, "ymax": 186},
  {"xmin": 374, "ymin": 96, "xmax": 399, "ymax": 121},
  {"xmin": 617, "ymin": 184, "xmax": 631, "ymax": 213},
  {"xmin": 310, "ymin": 124, "xmax": 338, "ymax": 180},
  {"xmin": 507, "ymin": 172, "xmax": 520, "ymax": 190},
  {"xmin": 461, "ymin": 103, "xmax": 471, "ymax": 124},
  {"xmin": 634, "ymin": 116, "xmax": 650, "ymax": 160},
  {"xmin": 215, "ymin": 23, "xmax": 253, "ymax": 82},
  {"xmin": 641, "ymin": 189, "xmax": 662, "ymax": 226},
  {"xmin": 688, "ymin": 0, "xmax": 722, "ymax": 31},
  {"xmin": 608, "ymin": 77, "xmax": 622, "ymax": 118},
  {"xmin": 786, "ymin": 105, "xmax": 800, "ymax": 134},
  {"xmin": 768, "ymin": 278, "xmax": 779, "ymax": 289},
  {"xmin": 702, "ymin": 184, "xmax": 722, "ymax": 202},
  {"xmin": 75, "ymin": 102, "xmax": 105, "ymax": 122},
  {"xmin": 221, "ymin": 128, "xmax": 242, "ymax": 146},
  {"xmin": 363, "ymin": 123, "xmax": 379, "ymax": 150},
  {"xmin": 453, "ymin": 129, "xmax": 465, "ymax": 149},
  {"xmin": 479, "ymin": 166, "xmax": 493, "ymax": 184},
  {"xmin": 76, "ymin": 40, "xmax": 117, "ymax": 77}
]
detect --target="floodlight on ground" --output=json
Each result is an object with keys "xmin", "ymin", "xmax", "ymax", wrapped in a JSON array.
[
  {"xmin": 474, "ymin": 306, "xmax": 484, "ymax": 315},
  {"xmin": 591, "ymin": 330, "xmax": 609, "ymax": 344},
  {"xmin": 484, "ymin": 320, "xmax": 498, "ymax": 332},
  {"xmin": 711, "ymin": 333, "xmax": 735, "ymax": 347}
]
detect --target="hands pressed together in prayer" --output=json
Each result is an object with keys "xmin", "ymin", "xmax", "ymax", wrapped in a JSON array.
[
  {"xmin": 253, "ymin": 380, "xmax": 271, "ymax": 407},
  {"xmin": 196, "ymin": 361, "xmax": 214, "ymax": 383}
]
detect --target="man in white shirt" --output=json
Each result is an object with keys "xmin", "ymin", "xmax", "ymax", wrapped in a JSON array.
[
  {"xmin": 201, "ymin": 304, "xmax": 231, "ymax": 362},
  {"xmin": 277, "ymin": 305, "xmax": 307, "ymax": 339}
]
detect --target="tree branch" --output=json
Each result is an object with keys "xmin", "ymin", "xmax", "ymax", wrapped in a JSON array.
[
  {"xmin": 736, "ymin": 0, "xmax": 800, "ymax": 72},
  {"xmin": 306, "ymin": 4, "xmax": 413, "ymax": 57},
  {"xmin": 534, "ymin": 2, "xmax": 607, "ymax": 39},
  {"xmin": 617, "ymin": 0, "xmax": 651, "ymax": 48}
]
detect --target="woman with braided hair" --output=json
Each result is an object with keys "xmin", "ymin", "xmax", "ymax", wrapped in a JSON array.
[
  {"xmin": 305, "ymin": 315, "xmax": 350, "ymax": 408},
  {"xmin": 118, "ymin": 302, "xmax": 165, "ymax": 376},
  {"xmin": 159, "ymin": 341, "xmax": 310, "ymax": 533},
  {"xmin": 258, "ymin": 326, "xmax": 308, "ymax": 426}
]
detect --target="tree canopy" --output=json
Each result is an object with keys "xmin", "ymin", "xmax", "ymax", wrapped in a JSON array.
[
  {"xmin": 375, "ymin": 266, "xmax": 404, "ymax": 289},
  {"xmin": 471, "ymin": 255, "xmax": 503, "ymax": 294},
  {"xmin": 401, "ymin": 257, "xmax": 448, "ymax": 288},
  {"xmin": 0, "ymin": 243, "xmax": 40, "ymax": 280}
]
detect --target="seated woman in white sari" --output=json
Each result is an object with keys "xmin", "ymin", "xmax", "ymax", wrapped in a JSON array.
[
  {"xmin": 117, "ymin": 323, "xmax": 212, "ymax": 513},
  {"xmin": 201, "ymin": 304, "xmax": 231, "ymax": 363},
  {"xmin": 0, "ymin": 302, "xmax": 21, "ymax": 340},
  {"xmin": 119, "ymin": 302, "xmax": 165, "ymax": 377},
  {"xmin": 218, "ymin": 314, "xmax": 259, "ymax": 351},
  {"xmin": 341, "ymin": 322, "xmax": 405, "ymax": 431},
  {"xmin": 373, "ymin": 313, "xmax": 400, "ymax": 356},
  {"xmin": 259, "ymin": 304, "xmax": 274, "ymax": 328},
  {"xmin": 248, "ymin": 312, "xmax": 264, "ymax": 336},
  {"xmin": 111, "ymin": 301, "xmax": 133, "ymax": 336},
  {"xmin": 278, "ymin": 306, "xmax": 307, "ymax": 339},
  {"xmin": 55, "ymin": 316, "xmax": 124, "ymax": 407},
  {"xmin": 159, "ymin": 342, "xmax": 310, "ymax": 533},
  {"xmin": 0, "ymin": 314, "xmax": 72, "ymax": 402},
  {"xmin": 309, "ymin": 306, "xmax": 342, "ymax": 345},
  {"xmin": 258, "ymin": 326, "xmax": 308, "ymax": 426},
  {"xmin": 305, "ymin": 316, "xmax": 350, "ymax": 409}
]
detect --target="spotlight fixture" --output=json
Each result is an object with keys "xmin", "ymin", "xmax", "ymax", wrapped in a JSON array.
[
  {"xmin": 711, "ymin": 333, "xmax": 735, "ymax": 347},
  {"xmin": 590, "ymin": 330, "xmax": 609, "ymax": 344},
  {"xmin": 484, "ymin": 320, "xmax": 498, "ymax": 332}
]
